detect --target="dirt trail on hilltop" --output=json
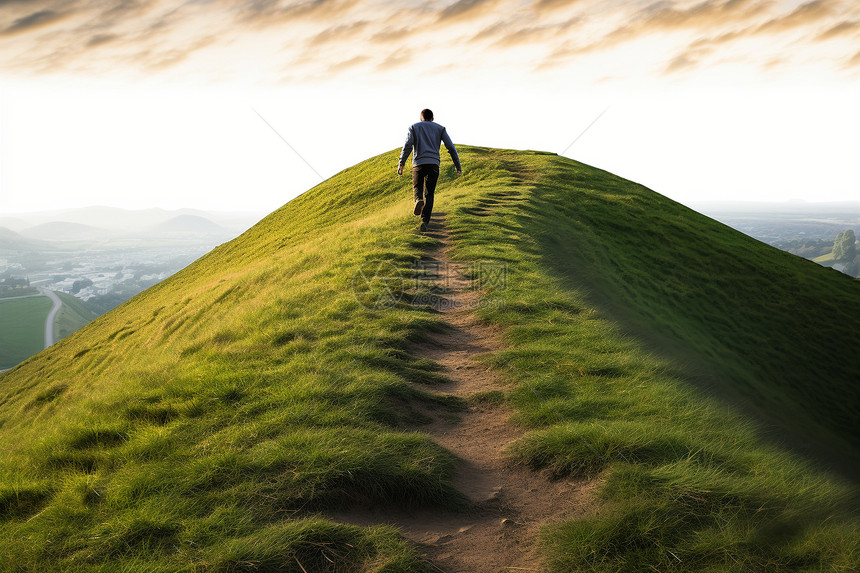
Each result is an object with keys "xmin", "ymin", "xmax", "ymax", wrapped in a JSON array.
[{"xmin": 333, "ymin": 216, "xmax": 595, "ymax": 572}]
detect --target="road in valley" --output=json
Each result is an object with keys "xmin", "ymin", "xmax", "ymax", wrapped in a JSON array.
[{"xmin": 39, "ymin": 288, "xmax": 63, "ymax": 349}]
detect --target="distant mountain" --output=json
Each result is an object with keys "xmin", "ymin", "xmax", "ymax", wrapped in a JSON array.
[
  {"xmin": 18, "ymin": 221, "xmax": 111, "ymax": 242},
  {"xmin": 150, "ymin": 214, "xmax": 229, "ymax": 235},
  {"xmin": 0, "ymin": 218, "xmax": 31, "ymax": 233},
  {"xmin": 0, "ymin": 226, "xmax": 56, "ymax": 251},
  {"xmin": 3, "ymin": 206, "xmax": 263, "ymax": 235}
]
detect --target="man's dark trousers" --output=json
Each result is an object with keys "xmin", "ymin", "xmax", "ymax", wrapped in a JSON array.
[{"xmin": 412, "ymin": 164, "xmax": 439, "ymax": 224}]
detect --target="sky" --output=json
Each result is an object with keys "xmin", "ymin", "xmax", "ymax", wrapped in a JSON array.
[{"xmin": 0, "ymin": 0, "xmax": 858, "ymax": 216}]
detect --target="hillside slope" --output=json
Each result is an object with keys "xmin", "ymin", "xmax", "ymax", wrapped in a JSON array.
[
  {"xmin": 521, "ymin": 154, "xmax": 860, "ymax": 466},
  {"xmin": 54, "ymin": 291, "xmax": 97, "ymax": 341},
  {"xmin": 0, "ymin": 148, "xmax": 857, "ymax": 571}
]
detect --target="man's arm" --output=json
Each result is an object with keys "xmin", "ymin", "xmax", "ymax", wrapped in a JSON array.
[
  {"xmin": 441, "ymin": 128, "xmax": 461, "ymax": 174},
  {"xmin": 397, "ymin": 127, "xmax": 414, "ymax": 175}
]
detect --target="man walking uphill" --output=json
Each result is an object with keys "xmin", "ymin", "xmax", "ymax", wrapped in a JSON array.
[{"xmin": 398, "ymin": 109, "xmax": 461, "ymax": 232}]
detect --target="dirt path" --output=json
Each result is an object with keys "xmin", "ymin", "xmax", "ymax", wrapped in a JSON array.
[
  {"xmin": 40, "ymin": 288, "xmax": 62, "ymax": 348},
  {"xmin": 335, "ymin": 216, "xmax": 594, "ymax": 572}
]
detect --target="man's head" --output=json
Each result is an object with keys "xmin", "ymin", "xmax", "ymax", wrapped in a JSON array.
[{"xmin": 420, "ymin": 109, "xmax": 434, "ymax": 121}]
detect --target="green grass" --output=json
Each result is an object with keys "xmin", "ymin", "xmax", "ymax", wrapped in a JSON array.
[
  {"xmin": 0, "ymin": 147, "xmax": 857, "ymax": 571},
  {"xmin": 0, "ymin": 151, "xmax": 460, "ymax": 571},
  {"xmin": 441, "ymin": 148, "xmax": 859, "ymax": 571},
  {"xmin": 54, "ymin": 291, "xmax": 96, "ymax": 341},
  {"xmin": 524, "ymin": 156, "xmax": 859, "ymax": 463},
  {"xmin": 0, "ymin": 295, "xmax": 50, "ymax": 369}
]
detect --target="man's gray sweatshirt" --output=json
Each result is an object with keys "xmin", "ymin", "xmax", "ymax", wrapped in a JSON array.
[{"xmin": 398, "ymin": 120, "xmax": 461, "ymax": 171}]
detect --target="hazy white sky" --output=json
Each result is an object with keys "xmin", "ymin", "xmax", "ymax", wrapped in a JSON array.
[{"xmin": 0, "ymin": 0, "xmax": 858, "ymax": 215}]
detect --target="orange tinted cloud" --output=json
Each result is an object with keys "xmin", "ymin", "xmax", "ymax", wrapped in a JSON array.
[
  {"xmin": 0, "ymin": 0, "xmax": 857, "ymax": 82},
  {"xmin": 1, "ymin": 9, "xmax": 67, "ymax": 36},
  {"xmin": 370, "ymin": 26, "xmax": 412, "ymax": 43},
  {"xmin": 438, "ymin": 0, "xmax": 503, "ymax": 21},
  {"xmin": 328, "ymin": 54, "xmax": 370, "ymax": 73},
  {"xmin": 307, "ymin": 21, "xmax": 368, "ymax": 46},
  {"xmin": 755, "ymin": 0, "xmax": 835, "ymax": 33},
  {"xmin": 817, "ymin": 19, "xmax": 860, "ymax": 40}
]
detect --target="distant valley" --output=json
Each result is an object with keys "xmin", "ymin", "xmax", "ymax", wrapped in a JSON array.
[
  {"xmin": 694, "ymin": 201, "xmax": 860, "ymax": 278},
  {"xmin": 0, "ymin": 206, "xmax": 262, "ymax": 368}
]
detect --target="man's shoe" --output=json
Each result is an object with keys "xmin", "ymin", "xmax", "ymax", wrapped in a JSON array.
[
  {"xmin": 419, "ymin": 222, "xmax": 428, "ymax": 232},
  {"xmin": 413, "ymin": 200, "xmax": 424, "ymax": 216}
]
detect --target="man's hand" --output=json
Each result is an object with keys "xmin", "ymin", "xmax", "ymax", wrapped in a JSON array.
[{"xmin": 397, "ymin": 165, "xmax": 403, "ymax": 176}]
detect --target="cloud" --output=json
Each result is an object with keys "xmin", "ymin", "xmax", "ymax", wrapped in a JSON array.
[
  {"xmin": 0, "ymin": 0, "xmax": 857, "ymax": 84},
  {"xmin": 142, "ymin": 35, "xmax": 216, "ymax": 70},
  {"xmin": 755, "ymin": 0, "xmax": 835, "ymax": 33},
  {"xmin": 237, "ymin": 0, "xmax": 358, "ymax": 25},
  {"xmin": 468, "ymin": 10, "xmax": 578, "ymax": 48},
  {"xmin": 548, "ymin": 0, "xmax": 860, "ymax": 77},
  {"xmin": 761, "ymin": 56, "xmax": 786, "ymax": 70},
  {"xmin": 377, "ymin": 50, "xmax": 412, "ymax": 70},
  {"xmin": 86, "ymin": 33, "xmax": 118, "ymax": 48},
  {"xmin": 535, "ymin": 0, "xmax": 583, "ymax": 10},
  {"xmin": 656, "ymin": 0, "xmax": 858, "ymax": 76},
  {"xmin": 471, "ymin": 21, "xmax": 508, "ymax": 42},
  {"xmin": 493, "ymin": 25, "xmax": 561, "ymax": 47},
  {"xmin": 816, "ymin": 19, "xmax": 860, "ymax": 40},
  {"xmin": 307, "ymin": 21, "xmax": 367, "ymax": 46},
  {"xmin": 438, "ymin": 0, "xmax": 500, "ymax": 21},
  {"xmin": 100, "ymin": 0, "xmax": 153, "ymax": 21},
  {"xmin": 327, "ymin": 54, "xmax": 369, "ymax": 73},
  {"xmin": 618, "ymin": 0, "xmax": 767, "ymax": 38},
  {"xmin": 2, "ymin": 9, "xmax": 66, "ymax": 35},
  {"xmin": 665, "ymin": 52, "xmax": 700, "ymax": 74},
  {"xmin": 370, "ymin": 26, "xmax": 412, "ymax": 43},
  {"xmin": 547, "ymin": 0, "xmax": 766, "ymax": 59}
]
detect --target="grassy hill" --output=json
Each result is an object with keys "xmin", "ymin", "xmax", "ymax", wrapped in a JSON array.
[
  {"xmin": 518, "ymin": 156, "xmax": 860, "ymax": 467},
  {"xmin": 54, "ymin": 291, "xmax": 97, "ymax": 341},
  {"xmin": 0, "ymin": 148, "xmax": 857, "ymax": 571}
]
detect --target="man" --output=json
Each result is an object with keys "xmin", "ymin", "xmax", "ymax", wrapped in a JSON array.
[{"xmin": 397, "ymin": 109, "xmax": 461, "ymax": 232}]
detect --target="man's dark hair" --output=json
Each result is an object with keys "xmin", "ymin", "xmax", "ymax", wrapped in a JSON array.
[{"xmin": 421, "ymin": 108, "xmax": 434, "ymax": 121}]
